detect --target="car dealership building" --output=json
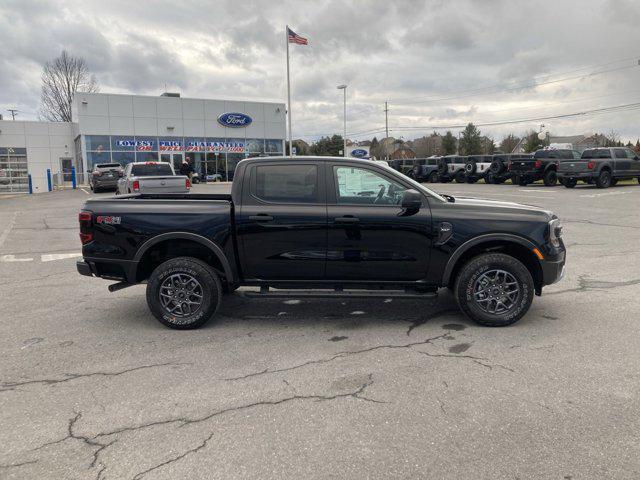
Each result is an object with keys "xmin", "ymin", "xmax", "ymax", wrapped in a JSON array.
[{"xmin": 0, "ymin": 92, "xmax": 286, "ymax": 194}]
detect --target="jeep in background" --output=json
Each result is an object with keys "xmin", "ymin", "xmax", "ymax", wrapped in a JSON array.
[
  {"xmin": 89, "ymin": 163, "xmax": 123, "ymax": 192},
  {"xmin": 412, "ymin": 156, "xmax": 440, "ymax": 182},
  {"xmin": 438, "ymin": 155, "xmax": 467, "ymax": 183},
  {"xmin": 464, "ymin": 155, "xmax": 493, "ymax": 183},
  {"xmin": 558, "ymin": 147, "xmax": 640, "ymax": 188},
  {"xmin": 78, "ymin": 156, "xmax": 565, "ymax": 330},
  {"xmin": 490, "ymin": 154, "xmax": 532, "ymax": 184},
  {"xmin": 510, "ymin": 149, "xmax": 581, "ymax": 187}
]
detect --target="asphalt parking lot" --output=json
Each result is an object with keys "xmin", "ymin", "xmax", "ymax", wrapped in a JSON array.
[{"xmin": 1, "ymin": 181, "xmax": 639, "ymax": 480}]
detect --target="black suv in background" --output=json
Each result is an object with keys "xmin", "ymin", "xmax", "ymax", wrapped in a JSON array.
[
  {"xmin": 558, "ymin": 147, "xmax": 640, "ymax": 188},
  {"xmin": 412, "ymin": 157, "xmax": 440, "ymax": 182},
  {"xmin": 89, "ymin": 163, "xmax": 124, "ymax": 192},
  {"xmin": 510, "ymin": 149, "xmax": 581, "ymax": 187},
  {"xmin": 488, "ymin": 154, "xmax": 531, "ymax": 184}
]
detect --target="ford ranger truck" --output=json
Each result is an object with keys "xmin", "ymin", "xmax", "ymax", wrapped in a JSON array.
[{"xmin": 77, "ymin": 156, "xmax": 566, "ymax": 329}]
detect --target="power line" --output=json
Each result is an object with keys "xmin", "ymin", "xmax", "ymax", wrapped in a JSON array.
[{"xmin": 387, "ymin": 55, "xmax": 640, "ymax": 104}]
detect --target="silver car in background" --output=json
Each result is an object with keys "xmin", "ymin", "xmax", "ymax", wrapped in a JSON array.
[{"xmin": 116, "ymin": 162, "xmax": 190, "ymax": 195}]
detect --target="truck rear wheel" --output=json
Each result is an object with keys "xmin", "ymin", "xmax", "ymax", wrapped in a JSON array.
[
  {"xmin": 429, "ymin": 171, "xmax": 439, "ymax": 183},
  {"xmin": 595, "ymin": 169, "xmax": 611, "ymax": 188},
  {"xmin": 543, "ymin": 169, "xmax": 557, "ymax": 186},
  {"xmin": 454, "ymin": 170, "xmax": 466, "ymax": 183},
  {"xmin": 146, "ymin": 257, "xmax": 222, "ymax": 329},
  {"xmin": 454, "ymin": 253, "xmax": 534, "ymax": 327}
]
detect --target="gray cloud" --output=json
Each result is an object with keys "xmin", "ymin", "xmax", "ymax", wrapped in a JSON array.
[{"xmin": 1, "ymin": 0, "xmax": 640, "ymax": 142}]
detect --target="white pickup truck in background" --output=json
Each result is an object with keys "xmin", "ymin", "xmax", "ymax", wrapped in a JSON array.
[{"xmin": 116, "ymin": 162, "xmax": 190, "ymax": 195}]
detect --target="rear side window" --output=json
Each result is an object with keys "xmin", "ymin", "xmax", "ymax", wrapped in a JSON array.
[
  {"xmin": 254, "ymin": 165, "xmax": 317, "ymax": 203},
  {"xmin": 614, "ymin": 149, "xmax": 627, "ymax": 159},
  {"xmin": 582, "ymin": 149, "xmax": 611, "ymax": 159},
  {"xmin": 131, "ymin": 163, "xmax": 174, "ymax": 176},
  {"xmin": 97, "ymin": 163, "xmax": 121, "ymax": 169}
]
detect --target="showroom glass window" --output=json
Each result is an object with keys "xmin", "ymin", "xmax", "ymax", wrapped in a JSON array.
[
  {"xmin": 265, "ymin": 139, "xmax": 284, "ymax": 154},
  {"xmin": 254, "ymin": 165, "xmax": 318, "ymax": 203}
]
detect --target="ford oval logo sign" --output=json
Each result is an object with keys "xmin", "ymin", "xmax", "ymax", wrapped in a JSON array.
[
  {"xmin": 351, "ymin": 148, "xmax": 367, "ymax": 157},
  {"xmin": 217, "ymin": 112, "xmax": 252, "ymax": 128}
]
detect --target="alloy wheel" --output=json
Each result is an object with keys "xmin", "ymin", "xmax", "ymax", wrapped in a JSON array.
[
  {"xmin": 159, "ymin": 273, "xmax": 204, "ymax": 317},
  {"xmin": 473, "ymin": 269, "xmax": 520, "ymax": 314}
]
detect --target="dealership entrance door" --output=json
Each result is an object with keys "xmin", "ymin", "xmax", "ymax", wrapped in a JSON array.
[{"xmin": 160, "ymin": 153, "xmax": 183, "ymax": 173}]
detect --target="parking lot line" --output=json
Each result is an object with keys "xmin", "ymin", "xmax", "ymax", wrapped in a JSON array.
[
  {"xmin": 0, "ymin": 254, "xmax": 33, "ymax": 262},
  {"xmin": 80, "ymin": 188, "xmax": 90, "ymax": 195},
  {"xmin": 0, "ymin": 211, "xmax": 17, "ymax": 251},
  {"xmin": 41, "ymin": 252, "xmax": 82, "ymax": 262}
]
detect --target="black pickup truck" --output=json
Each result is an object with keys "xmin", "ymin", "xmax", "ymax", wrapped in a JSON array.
[
  {"xmin": 510, "ymin": 149, "xmax": 582, "ymax": 186},
  {"xmin": 77, "ymin": 156, "xmax": 565, "ymax": 329}
]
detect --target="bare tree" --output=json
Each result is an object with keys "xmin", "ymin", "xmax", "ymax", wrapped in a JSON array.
[{"xmin": 39, "ymin": 51, "xmax": 99, "ymax": 122}]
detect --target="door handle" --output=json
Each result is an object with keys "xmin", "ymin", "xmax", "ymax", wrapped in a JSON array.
[
  {"xmin": 334, "ymin": 216, "xmax": 359, "ymax": 223},
  {"xmin": 249, "ymin": 214, "xmax": 274, "ymax": 222}
]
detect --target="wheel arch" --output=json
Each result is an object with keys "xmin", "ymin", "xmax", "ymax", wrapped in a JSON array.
[
  {"xmin": 133, "ymin": 232, "xmax": 234, "ymax": 284},
  {"xmin": 443, "ymin": 234, "xmax": 544, "ymax": 294}
]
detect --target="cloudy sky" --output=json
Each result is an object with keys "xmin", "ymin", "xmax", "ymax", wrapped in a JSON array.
[{"xmin": 1, "ymin": 0, "xmax": 640, "ymax": 144}]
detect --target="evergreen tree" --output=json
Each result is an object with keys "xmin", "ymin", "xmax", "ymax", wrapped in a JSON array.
[
  {"xmin": 442, "ymin": 131, "xmax": 457, "ymax": 155},
  {"xmin": 458, "ymin": 123, "xmax": 483, "ymax": 155}
]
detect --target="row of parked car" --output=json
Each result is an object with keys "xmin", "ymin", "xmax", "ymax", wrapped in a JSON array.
[{"xmin": 387, "ymin": 147, "xmax": 640, "ymax": 188}]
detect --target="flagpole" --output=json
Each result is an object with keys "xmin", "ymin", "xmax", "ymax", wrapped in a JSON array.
[{"xmin": 286, "ymin": 25, "xmax": 292, "ymax": 157}]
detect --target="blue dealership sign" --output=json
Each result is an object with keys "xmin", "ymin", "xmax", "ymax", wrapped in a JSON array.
[
  {"xmin": 351, "ymin": 148, "xmax": 368, "ymax": 157},
  {"xmin": 217, "ymin": 112, "xmax": 252, "ymax": 128}
]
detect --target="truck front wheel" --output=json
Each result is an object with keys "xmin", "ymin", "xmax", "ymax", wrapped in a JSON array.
[
  {"xmin": 454, "ymin": 253, "xmax": 534, "ymax": 327},
  {"xmin": 543, "ymin": 169, "xmax": 557, "ymax": 186},
  {"xmin": 146, "ymin": 257, "xmax": 222, "ymax": 329}
]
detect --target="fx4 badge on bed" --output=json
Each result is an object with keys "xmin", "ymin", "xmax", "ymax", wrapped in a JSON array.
[{"xmin": 95, "ymin": 215, "xmax": 121, "ymax": 225}]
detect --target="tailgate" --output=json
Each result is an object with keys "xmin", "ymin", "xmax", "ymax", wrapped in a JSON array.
[
  {"xmin": 139, "ymin": 176, "xmax": 188, "ymax": 193},
  {"xmin": 509, "ymin": 160, "xmax": 536, "ymax": 173},
  {"xmin": 558, "ymin": 161, "xmax": 589, "ymax": 174}
]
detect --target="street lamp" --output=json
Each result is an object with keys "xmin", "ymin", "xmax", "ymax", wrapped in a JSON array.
[{"xmin": 337, "ymin": 84, "xmax": 347, "ymax": 156}]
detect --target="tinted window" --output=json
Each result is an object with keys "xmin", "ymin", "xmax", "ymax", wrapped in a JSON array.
[
  {"xmin": 254, "ymin": 165, "xmax": 317, "ymax": 203},
  {"xmin": 626, "ymin": 149, "xmax": 639, "ymax": 159},
  {"xmin": 428, "ymin": 159, "xmax": 438, "ymax": 166},
  {"xmin": 582, "ymin": 149, "xmax": 611, "ymax": 159},
  {"xmin": 614, "ymin": 149, "xmax": 627, "ymax": 159},
  {"xmin": 572, "ymin": 151, "xmax": 582, "ymax": 159},
  {"xmin": 334, "ymin": 166, "xmax": 406, "ymax": 205},
  {"xmin": 96, "ymin": 163, "xmax": 121, "ymax": 169},
  {"xmin": 131, "ymin": 163, "xmax": 174, "ymax": 176}
]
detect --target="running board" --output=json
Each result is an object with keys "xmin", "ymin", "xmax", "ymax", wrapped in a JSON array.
[{"xmin": 243, "ymin": 288, "xmax": 438, "ymax": 300}]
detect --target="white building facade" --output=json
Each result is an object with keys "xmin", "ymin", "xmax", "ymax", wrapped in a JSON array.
[{"xmin": 0, "ymin": 92, "xmax": 286, "ymax": 194}]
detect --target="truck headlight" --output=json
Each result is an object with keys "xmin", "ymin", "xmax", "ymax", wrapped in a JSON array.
[{"xmin": 549, "ymin": 218, "xmax": 563, "ymax": 248}]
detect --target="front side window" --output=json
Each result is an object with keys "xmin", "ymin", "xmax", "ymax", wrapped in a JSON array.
[
  {"xmin": 334, "ymin": 166, "xmax": 407, "ymax": 206},
  {"xmin": 254, "ymin": 165, "xmax": 317, "ymax": 203}
]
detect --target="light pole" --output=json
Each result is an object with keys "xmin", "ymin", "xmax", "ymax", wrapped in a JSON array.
[{"xmin": 337, "ymin": 84, "xmax": 347, "ymax": 156}]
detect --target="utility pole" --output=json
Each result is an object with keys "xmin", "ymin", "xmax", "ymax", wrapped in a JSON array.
[
  {"xmin": 7, "ymin": 109, "xmax": 18, "ymax": 121},
  {"xmin": 384, "ymin": 101, "xmax": 389, "ymax": 160},
  {"xmin": 337, "ymin": 85, "xmax": 347, "ymax": 156}
]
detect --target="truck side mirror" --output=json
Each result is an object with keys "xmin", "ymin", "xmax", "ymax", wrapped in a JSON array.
[{"xmin": 400, "ymin": 189, "xmax": 422, "ymax": 215}]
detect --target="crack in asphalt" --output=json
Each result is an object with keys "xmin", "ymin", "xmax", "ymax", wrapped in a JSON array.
[
  {"xmin": 1, "ymin": 363, "xmax": 189, "ymax": 392},
  {"xmin": 94, "ymin": 374, "xmax": 380, "ymax": 442},
  {"xmin": 418, "ymin": 351, "xmax": 515, "ymax": 373},
  {"xmin": 0, "ymin": 460, "xmax": 38, "ymax": 469},
  {"xmin": 547, "ymin": 275, "xmax": 640, "ymax": 296},
  {"xmin": 131, "ymin": 431, "xmax": 216, "ymax": 480},
  {"xmin": 33, "ymin": 412, "xmax": 114, "ymax": 479},
  {"xmin": 563, "ymin": 218, "xmax": 640, "ymax": 230},
  {"xmin": 127, "ymin": 375, "xmax": 379, "ymax": 479},
  {"xmin": 222, "ymin": 333, "xmax": 451, "ymax": 382},
  {"xmin": 405, "ymin": 308, "xmax": 460, "ymax": 336}
]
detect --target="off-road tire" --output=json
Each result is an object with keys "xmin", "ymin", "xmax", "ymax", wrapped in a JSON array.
[
  {"xmin": 595, "ymin": 169, "xmax": 611, "ymax": 189},
  {"xmin": 429, "ymin": 171, "xmax": 439, "ymax": 183},
  {"xmin": 454, "ymin": 253, "xmax": 534, "ymax": 327},
  {"xmin": 146, "ymin": 257, "xmax": 222, "ymax": 329},
  {"xmin": 610, "ymin": 178, "xmax": 618, "ymax": 186},
  {"xmin": 454, "ymin": 170, "xmax": 466, "ymax": 183},
  {"xmin": 563, "ymin": 178, "xmax": 578, "ymax": 188},
  {"xmin": 543, "ymin": 169, "xmax": 557, "ymax": 186}
]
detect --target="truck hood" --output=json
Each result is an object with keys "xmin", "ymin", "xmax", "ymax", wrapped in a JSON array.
[{"xmin": 448, "ymin": 196, "xmax": 554, "ymax": 220}]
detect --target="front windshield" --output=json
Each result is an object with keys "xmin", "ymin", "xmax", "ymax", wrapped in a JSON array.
[{"xmin": 375, "ymin": 162, "xmax": 447, "ymax": 202}]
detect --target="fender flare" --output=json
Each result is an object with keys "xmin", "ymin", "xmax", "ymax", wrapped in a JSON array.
[
  {"xmin": 441, "ymin": 233, "xmax": 540, "ymax": 286},
  {"xmin": 133, "ymin": 232, "xmax": 234, "ymax": 282}
]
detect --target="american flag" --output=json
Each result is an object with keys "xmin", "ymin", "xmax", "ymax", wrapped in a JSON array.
[{"xmin": 287, "ymin": 27, "xmax": 308, "ymax": 45}]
